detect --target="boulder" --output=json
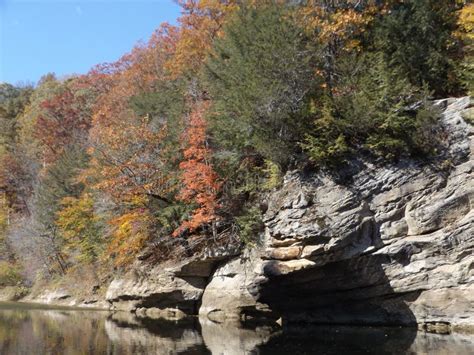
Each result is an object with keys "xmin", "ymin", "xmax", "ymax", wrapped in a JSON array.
[{"xmin": 106, "ymin": 259, "xmax": 210, "ymax": 313}]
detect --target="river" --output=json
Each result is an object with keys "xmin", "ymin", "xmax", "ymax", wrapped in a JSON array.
[{"xmin": 0, "ymin": 302, "xmax": 473, "ymax": 354}]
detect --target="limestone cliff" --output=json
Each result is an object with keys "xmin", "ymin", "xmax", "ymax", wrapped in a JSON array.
[{"xmin": 84, "ymin": 97, "xmax": 474, "ymax": 332}]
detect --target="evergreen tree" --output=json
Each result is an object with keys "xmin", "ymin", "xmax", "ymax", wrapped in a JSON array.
[
  {"xmin": 373, "ymin": 0, "xmax": 464, "ymax": 97},
  {"xmin": 303, "ymin": 53, "xmax": 441, "ymax": 165},
  {"xmin": 35, "ymin": 145, "xmax": 88, "ymax": 228},
  {"xmin": 204, "ymin": 2, "xmax": 315, "ymax": 166}
]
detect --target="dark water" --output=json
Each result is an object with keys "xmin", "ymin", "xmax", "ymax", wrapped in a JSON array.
[{"xmin": 0, "ymin": 302, "xmax": 473, "ymax": 355}]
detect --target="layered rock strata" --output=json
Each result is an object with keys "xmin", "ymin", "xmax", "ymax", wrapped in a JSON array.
[{"xmin": 104, "ymin": 97, "xmax": 473, "ymax": 332}]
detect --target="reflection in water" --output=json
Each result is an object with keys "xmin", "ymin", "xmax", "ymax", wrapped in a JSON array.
[{"xmin": 0, "ymin": 302, "xmax": 473, "ymax": 355}]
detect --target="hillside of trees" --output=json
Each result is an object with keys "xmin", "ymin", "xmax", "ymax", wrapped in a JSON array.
[{"xmin": 0, "ymin": 0, "xmax": 472, "ymax": 289}]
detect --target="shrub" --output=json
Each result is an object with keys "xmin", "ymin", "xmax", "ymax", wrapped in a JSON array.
[
  {"xmin": 235, "ymin": 205, "xmax": 263, "ymax": 246},
  {"xmin": 303, "ymin": 53, "xmax": 441, "ymax": 165}
]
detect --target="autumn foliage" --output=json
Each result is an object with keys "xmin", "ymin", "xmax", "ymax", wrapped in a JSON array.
[
  {"xmin": 35, "ymin": 83, "xmax": 94, "ymax": 164},
  {"xmin": 0, "ymin": 0, "xmax": 470, "ymax": 276},
  {"xmin": 173, "ymin": 102, "xmax": 221, "ymax": 236},
  {"xmin": 108, "ymin": 199, "xmax": 153, "ymax": 266},
  {"xmin": 165, "ymin": 0, "xmax": 238, "ymax": 77}
]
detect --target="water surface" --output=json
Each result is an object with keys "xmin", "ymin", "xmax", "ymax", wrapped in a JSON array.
[{"xmin": 0, "ymin": 302, "xmax": 473, "ymax": 354}]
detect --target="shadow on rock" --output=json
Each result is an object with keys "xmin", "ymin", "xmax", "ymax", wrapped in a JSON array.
[{"xmin": 259, "ymin": 237, "xmax": 420, "ymax": 353}]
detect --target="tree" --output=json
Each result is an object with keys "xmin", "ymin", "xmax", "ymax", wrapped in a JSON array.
[
  {"xmin": 302, "ymin": 53, "xmax": 441, "ymax": 165},
  {"xmin": 0, "ymin": 83, "xmax": 33, "ymax": 155},
  {"xmin": 0, "ymin": 261, "xmax": 22, "ymax": 287},
  {"xmin": 0, "ymin": 194, "xmax": 11, "ymax": 258},
  {"xmin": 34, "ymin": 146, "xmax": 88, "ymax": 227},
  {"xmin": 56, "ymin": 193, "xmax": 103, "ymax": 263},
  {"xmin": 88, "ymin": 24, "xmax": 182, "ymax": 205},
  {"xmin": 174, "ymin": 102, "xmax": 221, "ymax": 236},
  {"xmin": 84, "ymin": 25, "xmax": 188, "ymax": 264},
  {"xmin": 0, "ymin": 84, "xmax": 34, "ymax": 213},
  {"xmin": 204, "ymin": 2, "xmax": 315, "ymax": 166},
  {"xmin": 27, "ymin": 145, "xmax": 89, "ymax": 274},
  {"xmin": 457, "ymin": 3, "xmax": 474, "ymax": 94},
  {"xmin": 373, "ymin": 0, "xmax": 464, "ymax": 97},
  {"xmin": 298, "ymin": 0, "xmax": 380, "ymax": 95},
  {"xmin": 35, "ymin": 79, "xmax": 95, "ymax": 164},
  {"xmin": 107, "ymin": 196, "xmax": 153, "ymax": 266},
  {"xmin": 0, "ymin": 152, "xmax": 33, "ymax": 213},
  {"xmin": 16, "ymin": 74, "xmax": 61, "ymax": 169},
  {"xmin": 165, "ymin": 0, "xmax": 238, "ymax": 77}
]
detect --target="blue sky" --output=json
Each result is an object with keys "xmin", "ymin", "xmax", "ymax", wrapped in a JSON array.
[{"xmin": 0, "ymin": 0, "xmax": 181, "ymax": 85}]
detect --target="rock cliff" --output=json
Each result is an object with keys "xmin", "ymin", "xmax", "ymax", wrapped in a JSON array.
[{"xmin": 106, "ymin": 97, "xmax": 473, "ymax": 332}]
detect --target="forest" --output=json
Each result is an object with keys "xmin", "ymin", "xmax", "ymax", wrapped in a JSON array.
[{"xmin": 0, "ymin": 0, "xmax": 472, "ymax": 292}]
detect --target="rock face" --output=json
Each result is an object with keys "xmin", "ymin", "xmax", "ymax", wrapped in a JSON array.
[
  {"xmin": 0, "ymin": 286, "xmax": 28, "ymax": 301},
  {"xmin": 106, "ymin": 258, "xmax": 210, "ymax": 313},
  {"xmin": 24, "ymin": 288, "xmax": 110, "ymax": 309},
  {"xmin": 198, "ymin": 250, "xmax": 274, "ymax": 323},
  {"xmin": 199, "ymin": 97, "xmax": 474, "ymax": 331},
  {"xmin": 106, "ymin": 248, "xmax": 240, "ymax": 315},
  {"xmin": 106, "ymin": 97, "xmax": 473, "ymax": 332}
]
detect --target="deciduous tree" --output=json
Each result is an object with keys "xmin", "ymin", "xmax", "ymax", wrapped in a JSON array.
[{"xmin": 174, "ymin": 102, "xmax": 221, "ymax": 236}]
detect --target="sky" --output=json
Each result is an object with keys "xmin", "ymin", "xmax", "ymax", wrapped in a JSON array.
[{"xmin": 0, "ymin": 0, "xmax": 181, "ymax": 85}]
